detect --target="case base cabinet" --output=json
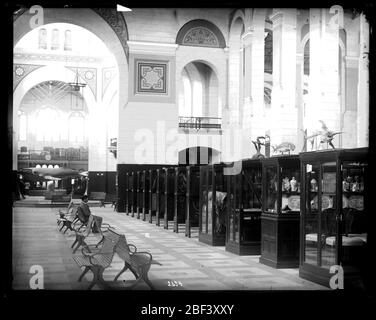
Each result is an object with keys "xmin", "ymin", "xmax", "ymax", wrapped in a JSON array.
[{"xmin": 259, "ymin": 212, "xmax": 300, "ymax": 268}]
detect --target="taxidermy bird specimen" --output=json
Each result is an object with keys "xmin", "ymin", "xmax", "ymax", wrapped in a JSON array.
[
  {"xmin": 304, "ymin": 120, "xmax": 343, "ymax": 149},
  {"xmin": 251, "ymin": 136, "xmax": 266, "ymax": 159}
]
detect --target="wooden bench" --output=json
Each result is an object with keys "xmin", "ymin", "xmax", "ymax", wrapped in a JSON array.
[
  {"xmin": 111, "ymin": 230, "xmax": 162, "ymax": 290},
  {"xmin": 51, "ymin": 194, "xmax": 71, "ymax": 205},
  {"xmin": 71, "ymin": 216, "xmax": 114, "ymax": 253},
  {"xmin": 73, "ymin": 229, "xmax": 121, "ymax": 289},
  {"xmin": 89, "ymin": 192, "xmax": 106, "ymax": 207}
]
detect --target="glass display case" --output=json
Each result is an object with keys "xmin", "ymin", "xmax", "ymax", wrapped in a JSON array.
[
  {"xmin": 128, "ymin": 172, "xmax": 136, "ymax": 217},
  {"xmin": 226, "ymin": 159, "xmax": 262, "ymax": 255},
  {"xmin": 148, "ymin": 169, "xmax": 157, "ymax": 224},
  {"xmin": 136, "ymin": 171, "xmax": 143, "ymax": 219},
  {"xmin": 173, "ymin": 166, "xmax": 187, "ymax": 233},
  {"xmin": 259, "ymin": 155, "xmax": 301, "ymax": 268},
  {"xmin": 299, "ymin": 148, "xmax": 368, "ymax": 288},
  {"xmin": 155, "ymin": 169, "xmax": 164, "ymax": 226},
  {"xmin": 141, "ymin": 170, "xmax": 149, "ymax": 221},
  {"xmin": 185, "ymin": 165, "xmax": 200, "ymax": 237},
  {"xmin": 163, "ymin": 167, "xmax": 176, "ymax": 230},
  {"xmin": 199, "ymin": 164, "xmax": 227, "ymax": 246}
]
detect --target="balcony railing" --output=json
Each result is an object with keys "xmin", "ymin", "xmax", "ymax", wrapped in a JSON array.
[{"xmin": 178, "ymin": 116, "xmax": 221, "ymax": 130}]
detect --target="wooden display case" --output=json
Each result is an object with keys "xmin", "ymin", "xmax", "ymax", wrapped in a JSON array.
[
  {"xmin": 173, "ymin": 166, "xmax": 187, "ymax": 233},
  {"xmin": 299, "ymin": 148, "xmax": 368, "ymax": 288},
  {"xmin": 226, "ymin": 159, "xmax": 262, "ymax": 255},
  {"xmin": 185, "ymin": 165, "xmax": 200, "ymax": 237},
  {"xmin": 163, "ymin": 167, "xmax": 176, "ymax": 230},
  {"xmin": 199, "ymin": 164, "xmax": 227, "ymax": 246},
  {"xmin": 259, "ymin": 155, "xmax": 301, "ymax": 268}
]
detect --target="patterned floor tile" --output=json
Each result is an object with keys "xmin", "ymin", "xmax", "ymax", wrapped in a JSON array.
[
  {"xmin": 12, "ymin": 206, "xmax": 328, "ymax": 291},
  {"xmin": 212, "ymin": 267, "xmax": 273, "ymax": 277}
]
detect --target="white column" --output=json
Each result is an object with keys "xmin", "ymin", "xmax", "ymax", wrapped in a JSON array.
[
  {"xmin": 357, "ymin": 13, "xmax": 369, "ymax": 147},
  {"xmin": 250, "ymin": 10, "xmax": 267, "ymax": 137},
  {"xmin": 308, "ymin": 8, "xmax": 340, "ymax": 146},
  {"xmin": 269, "ymin": 9, "xmax": 298, "ymax": 148}
]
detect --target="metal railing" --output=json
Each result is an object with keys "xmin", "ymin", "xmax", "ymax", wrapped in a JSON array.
[{"xmin": 178, "ymin": 116, "xmax": 221, "ymax": 130}]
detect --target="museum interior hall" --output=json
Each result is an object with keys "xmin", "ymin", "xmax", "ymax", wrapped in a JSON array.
[{"xmin": 10, "ymin": 6, "xmax": 374, "ymax": 294}]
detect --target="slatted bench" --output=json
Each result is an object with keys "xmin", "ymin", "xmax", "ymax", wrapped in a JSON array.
[
  {"xmin": 73, "ymin": 229, "xmax": 121, "ymax": 290},
  {"xmin": 51, "ymin": 194, "xmax": 71, "ymax": 205},
  {"xmin": 89, "ymin": 192, "xmax": 106, "ymax": 207},
  {"xmin": 111, "ymin": 230, "xmax": 162, "ymax": 290}
]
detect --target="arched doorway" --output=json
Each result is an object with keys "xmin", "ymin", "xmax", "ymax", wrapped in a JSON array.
[{"xmin": 178, "ymin": 147, "xmax": 220, "ymax": 165}]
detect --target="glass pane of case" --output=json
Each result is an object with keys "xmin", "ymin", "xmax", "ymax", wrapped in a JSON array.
[
  {"xmin": 341, "ymin": 161, "xmax": 367, "ymax": 268},
  {"xmin": 242, "ymin": 168, "xmax": 262, "ymax": 242},
  {"xmin": 234, "ymin": 174, "xmax": 240, "ymax": 242},
  {"xmin": 265, "ymin": 166, "xmax": 278, "ymax": 212},
  {"xmin": 228, "ymin": 176, "xmax": 234, "ymax": 242},
  {"xmin": 281, "ymin": 165, "xmax": 301, "ymax": 213},
  {"xmin": 201, "ymin": 168, "xmax": 207, "ymax": 233},
  {"xmin": 320, "ymin": 162, "xmax": 337, "ymax": 268},
  {"xmin": 207, "ymin": 169, "xmax": 213, "ymax": 235},
  {"xmin": 304, "ymin": 163, "xmax": 319, "ymax": 265}
]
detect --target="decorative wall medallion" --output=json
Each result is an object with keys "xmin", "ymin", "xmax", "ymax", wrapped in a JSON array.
[
  {"xmin": 84, "ymin": 70, "xmax": 94, "ymax": 80},
  {"xmin": 183, "ymin": 27, "xmax": 219, "ymax": 47},
  {"xmin": 13, "ymin": 64, "xmax": 44, "ymax": 91},
  {"xmin": 136, "ymin": 60, "xmax": 168, "ymax": 94}
]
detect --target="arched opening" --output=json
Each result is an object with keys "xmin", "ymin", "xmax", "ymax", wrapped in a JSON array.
[
  {"xmin": 14, "ymin": 20, "xmax": 120, "ymax": 195},
  {"xmin": 179, "ymin": 61, "xmax": 221, "ymax": 129},
  {"xmin": 178, "ymin": 147, "xmax": 220, "ymax": 165}
]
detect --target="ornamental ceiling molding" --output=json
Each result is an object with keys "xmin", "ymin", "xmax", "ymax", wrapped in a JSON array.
[
  {"xmin": 66, "ymin": 66, "xmax": 97, "ymax": 100},
  {"xmin": 92, "ymin": 8, "xmax": 129, "ymax": 60},
  {"xmin": 13, "ymin": 64, "xmax": 44, "ymax": 92},
  {"xmin": 102, "ymin": 67, "xmax": 117, "ymax": 99}
]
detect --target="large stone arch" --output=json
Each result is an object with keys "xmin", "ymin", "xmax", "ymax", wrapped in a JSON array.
[
  {"xmin": 13, "ymin": 8, "xmax": 129, "ymax": 171},
  {"xmin": 12, "ymin": 65, "xmax": 97, "ymax": 169}
]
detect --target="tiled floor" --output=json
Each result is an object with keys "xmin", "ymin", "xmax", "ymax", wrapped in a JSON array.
[{"xmin": 12, "ymin": 205, "xmax": 328, "ymax": 291}]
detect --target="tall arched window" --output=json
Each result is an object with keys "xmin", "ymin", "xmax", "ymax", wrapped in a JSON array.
[
  {"xmin": 68, "ymin": 112, "xmax": 85, "ymax": 143},
  {"xmin": 51, "ymin": 28, "xmax": 59, "ymax": 50},
  {"xmin": 264, "ymin": 30, "xmax": 273, "ymax": 74},
  {"xmin": 38, "ymin": 28, "xmax": 47, "ymax": 49},
  {"xmin": 64, "ymin": 30, "xmax": 72, "ymax": 51}
]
